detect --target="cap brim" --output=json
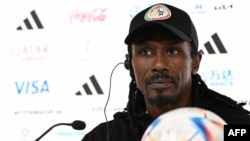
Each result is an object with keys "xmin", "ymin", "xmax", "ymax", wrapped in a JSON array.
[{"xmin": 124, "ymin": 22, "xmax": 192, "ymax": 44}]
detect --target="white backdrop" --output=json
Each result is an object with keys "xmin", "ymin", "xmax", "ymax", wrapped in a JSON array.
[{"xmin": 0, "ymin": 0, "xmax": 250, "ymax": 141}]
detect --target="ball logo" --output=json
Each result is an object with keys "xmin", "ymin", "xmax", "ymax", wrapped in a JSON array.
[{"xmin": 144, "ymin": 4, "xmax": 171, "ymax": 21}]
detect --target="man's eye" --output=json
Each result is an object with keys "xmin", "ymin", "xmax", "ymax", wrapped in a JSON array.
[
  {"xmin": 167, "ymin": 48, "xmax": 178, "ymax": 55},
  {"xmin": 141, "ymin": 49, "xmax": 152, "ymax": 56}
]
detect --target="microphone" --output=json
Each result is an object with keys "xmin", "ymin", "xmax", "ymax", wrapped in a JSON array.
[{"xmin": 35, "ymin": 120, "xmax": 86, "ymax": 141}]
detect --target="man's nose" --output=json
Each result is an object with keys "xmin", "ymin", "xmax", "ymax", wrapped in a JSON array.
[{"xmin": 152, "ymin": 54, "xmax": 169, "ymax": 72}]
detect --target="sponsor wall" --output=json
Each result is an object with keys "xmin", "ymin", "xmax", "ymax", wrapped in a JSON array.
[{"xmin": 0, "ymin": 0, "xmax": 249, "ymax": 140}]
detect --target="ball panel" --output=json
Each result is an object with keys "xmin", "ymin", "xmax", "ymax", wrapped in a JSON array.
[{"xmin": 141, "ymin": 107, "xmax": 227, "ymax": 141}]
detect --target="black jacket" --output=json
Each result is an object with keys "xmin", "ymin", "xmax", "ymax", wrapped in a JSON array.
[{"xmin": 82, "ymin": 76, "xmax": 250, "ymax": 141}]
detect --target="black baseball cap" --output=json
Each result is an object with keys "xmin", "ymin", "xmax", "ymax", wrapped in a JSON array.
[{"xmin": 124, "ymin": 3, "xmax": 198, "ymax": 50}]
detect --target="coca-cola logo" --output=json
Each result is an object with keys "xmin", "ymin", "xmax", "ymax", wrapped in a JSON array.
[{"xmin": 70, "ymin": 8, "xmax": 107, "ymax": 23}]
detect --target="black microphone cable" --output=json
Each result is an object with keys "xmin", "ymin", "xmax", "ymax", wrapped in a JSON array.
[{"xmin": 103, "ymin": 62, "xmax": 124, "ymax": 141}]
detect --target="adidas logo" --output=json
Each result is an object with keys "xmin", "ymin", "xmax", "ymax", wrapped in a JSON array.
[
  {"xmin": 76, "ymin": 75, "xmax": 104, "ymax": 95},
  {"xmin": 17, "ymin": 10, "xmax": 44, "ymax": 30},
  {"xmin": 199, "ymin": 33, "xmax": 227, "ymax": 54}
]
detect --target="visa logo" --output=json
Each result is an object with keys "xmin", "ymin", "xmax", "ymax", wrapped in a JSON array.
[{"xmin": 15, "ymin": 80, "xmax": 49, "ymax": 94}]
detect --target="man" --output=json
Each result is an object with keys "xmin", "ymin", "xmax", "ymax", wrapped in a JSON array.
[{"xmin": 82, "ymin": 3, "xmax": 250, "ymax": 141}]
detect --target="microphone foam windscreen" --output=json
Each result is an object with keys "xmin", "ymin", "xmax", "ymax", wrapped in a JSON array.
[{"xmin": 72, "ymin": 120, "xmax": 86, "ymax": 130}]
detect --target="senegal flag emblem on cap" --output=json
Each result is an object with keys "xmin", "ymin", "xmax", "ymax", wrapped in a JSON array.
[{"xmin": 144, "ymin": 4, "xmax": 171, "ymax": 21}]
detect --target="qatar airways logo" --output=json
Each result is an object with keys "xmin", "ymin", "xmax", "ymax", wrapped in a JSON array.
[
  {"xmin": 11, "ymin": 44, "xmax": 50, "ymax": 61},
  {"xmin": 70, "ymin": 8, "xmax": 107, "ymax": 23}
]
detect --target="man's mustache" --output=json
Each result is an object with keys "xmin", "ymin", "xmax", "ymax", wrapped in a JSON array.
[{"xmin": 145, "ymin": 73, "xmax": 178, "ymax": 86}]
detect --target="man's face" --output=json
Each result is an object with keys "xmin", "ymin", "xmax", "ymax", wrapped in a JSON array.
[{"xmin": 131, "ymin": 27, "xmax": 199, "ymax": 108}]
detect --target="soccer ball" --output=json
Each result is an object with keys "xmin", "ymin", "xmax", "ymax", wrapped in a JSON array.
[{"xmin": 141, "ymin": 107, "xmax": 227, "ymax": 141}]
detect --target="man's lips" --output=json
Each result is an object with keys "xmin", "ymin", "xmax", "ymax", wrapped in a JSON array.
[
  {"xmin": 147, "ymin": 78, "xmax": 174, "ymax": 88},
  {"xmin": 148, "ymin": 78, "xmax": 174, "ymax": 84}
]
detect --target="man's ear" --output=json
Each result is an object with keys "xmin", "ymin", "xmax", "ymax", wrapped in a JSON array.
[
  {"xmin": 124, "ymin": 54, "xmax": 130, "ymax": 70},
  {"xmin": 192, "ymin": 52, "xmax": 202, "ymax": 74}
]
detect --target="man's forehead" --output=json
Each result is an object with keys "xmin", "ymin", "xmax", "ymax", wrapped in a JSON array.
[{"xmin": 131, "ymin": 26, "xmax": 182, "ymax": 44}]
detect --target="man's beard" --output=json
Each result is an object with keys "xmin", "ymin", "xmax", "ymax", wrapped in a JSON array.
[
  {"xmin": 148, "ymin": 88, "xmax": 177, "ymax": 108},
  {"xmin": 145, "ymin": 73, "xmax": 178, "ymax": 108}
]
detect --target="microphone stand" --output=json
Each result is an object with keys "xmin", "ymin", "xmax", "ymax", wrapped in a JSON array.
[{"xmin": 35, "ymin": 123, "xmax": 71, "ymax": 141}]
